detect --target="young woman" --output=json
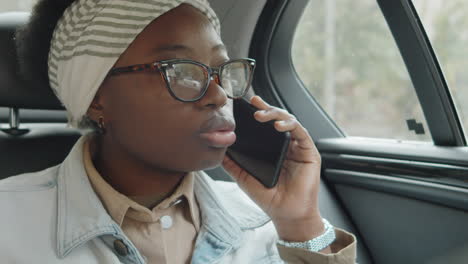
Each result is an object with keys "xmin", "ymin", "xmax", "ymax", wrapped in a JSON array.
[{"xmin": 0, "ymin": 0, "xmax": 356, "ymax": 263}]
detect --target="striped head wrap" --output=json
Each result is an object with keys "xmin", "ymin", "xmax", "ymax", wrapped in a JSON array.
[{"xmin": 48, "ymin": 0, "xmax": 221, "ymax": 127}]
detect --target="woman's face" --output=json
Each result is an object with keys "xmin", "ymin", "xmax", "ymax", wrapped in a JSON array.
[{"xmin": 94, "ymin": 4, "xmax": 235, "ymax": 172}]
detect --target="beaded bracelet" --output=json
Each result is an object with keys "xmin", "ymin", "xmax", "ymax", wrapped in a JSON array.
[{"xmin": 277, "ymin": 218, "xmax": 336, "ymax": 252}]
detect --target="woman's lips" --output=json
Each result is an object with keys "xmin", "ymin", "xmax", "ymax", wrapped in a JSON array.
[
  {"xmin": 199, "ymin": 130, "xmax": 236, "ymax": 148},
  {"xmin": 199, "ymin": 114, "xmax": 236, "ymax": 148}
]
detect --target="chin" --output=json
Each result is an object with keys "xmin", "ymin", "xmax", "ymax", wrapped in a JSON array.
[{"xmin": 195, "ymin": 149, "xmax": 226, "ymax": 171}]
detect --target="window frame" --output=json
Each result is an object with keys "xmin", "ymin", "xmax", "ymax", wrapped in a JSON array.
[
  {"xmin": 249, "ymin": 2, "xmax": 468, "ymax": 263},
  {"xmin": 250, "ymin": 0, "xmax": 466, "ymax": 146}
]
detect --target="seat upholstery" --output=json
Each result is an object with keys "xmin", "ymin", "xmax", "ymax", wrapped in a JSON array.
[
  {"xmin": 0, "ymin": 126, "xmax": 81, "ymax": 178},
  {"xmin": 0, "ymin": 12, "xmax": 81, "ymax": 180}
]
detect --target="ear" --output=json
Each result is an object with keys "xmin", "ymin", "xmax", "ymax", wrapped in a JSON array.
[{"xmin": 86, "ymin": 92, "xmax": 104, "ymax": 122}]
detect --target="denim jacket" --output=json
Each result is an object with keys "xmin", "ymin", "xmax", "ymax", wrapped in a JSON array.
[{"xmin": 0, "ymin": 136, "xmax": 356, "ymax": 263}]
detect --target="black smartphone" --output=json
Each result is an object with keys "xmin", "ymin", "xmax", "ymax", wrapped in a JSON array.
[{"xmin": 227, "ymin": 98, "xmax": 291, "ymax": 188}]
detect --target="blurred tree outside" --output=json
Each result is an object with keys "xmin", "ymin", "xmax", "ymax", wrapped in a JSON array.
[
  {"xmin": 291, "ymin": 0, "xmax": 468, "ymax": 141},
  {"xmin": 413, "ymin": 0, "xmax": 468, "ymax": 138}
]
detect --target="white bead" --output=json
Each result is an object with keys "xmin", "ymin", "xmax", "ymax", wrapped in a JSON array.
[
  {"xmin": 277, "ymin": 218, "xmax": 336, "ymax": 252},
  {"xmin": 160, "ymin": 215, "xmax": 173, "ymax": 229}
]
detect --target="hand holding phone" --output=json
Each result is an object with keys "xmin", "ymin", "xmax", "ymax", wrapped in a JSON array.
[
  {"xmin": 226, "ymin": 98, "xmax": 291, "ymax": 188},
  {"xmin": 223, "ymin": 96, "xmax": 325, "ymax": 243}
]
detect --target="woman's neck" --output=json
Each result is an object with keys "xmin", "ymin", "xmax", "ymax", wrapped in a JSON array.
[{"xmin": 91, "ymin": 135, "xmax": 187, "ymax": 197}]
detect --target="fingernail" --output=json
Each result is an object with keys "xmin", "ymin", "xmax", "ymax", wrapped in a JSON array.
[{"xmin": 277, "ymin": 120, "xmax": 286, "ymax": 126}]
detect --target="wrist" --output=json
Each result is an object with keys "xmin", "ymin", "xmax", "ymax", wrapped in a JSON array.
[
  {"xmin": 274, "ymin": 215, "xmax": 325, "ymax": 242},
  {"xmin": 277, "ymin": 219, "xmax": 336, "ymax": 252}
]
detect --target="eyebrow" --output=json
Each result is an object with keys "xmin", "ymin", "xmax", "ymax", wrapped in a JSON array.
[{"xmin": 151, "ymin": 43, "xmax": 227, "ymax": 54}]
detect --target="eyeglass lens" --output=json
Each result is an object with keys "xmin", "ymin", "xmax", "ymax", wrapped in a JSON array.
[
  {"xmin": 221, "ymin": 61, "xmax": 250, "ymax": 98},
  {"xmin": 165, "ymin": 63, "xmax": 207, "ymax": 100},
  {"xmin": 164, "ymin": 61, "xmax": 251, "ymax": 101}
]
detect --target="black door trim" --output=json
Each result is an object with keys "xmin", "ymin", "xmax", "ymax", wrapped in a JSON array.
[
  {"xmin": 377, "ymin": 0, "xmax": 465, "ymax": 146},
  {"xmin": 326, "ymin": 169, "xmax": 468, "ymax": 212},
  {"xmin": 322, "ymin": 153, "xmax": 468, "ymax": 189}
]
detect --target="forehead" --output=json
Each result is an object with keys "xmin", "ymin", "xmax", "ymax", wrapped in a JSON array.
[{"xmin": 137, "ymin": 4, "xmax": 224, "ymax": 54}]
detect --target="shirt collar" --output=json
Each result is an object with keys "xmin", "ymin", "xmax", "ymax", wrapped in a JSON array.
[
  {"xmin": 82, "ymin": 136, "xmax": 139, "ymax": 225},
  {"xmin": 56, "ymin": 135, "xmax": 269, "ymax": 259},
  {"xmin": 82, "ymin": 136, "xmax": 200, "ymax": 229}
]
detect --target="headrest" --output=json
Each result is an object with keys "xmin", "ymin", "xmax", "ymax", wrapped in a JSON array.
[{"xmin": 0, "ymin": 12, "xmax": 63, "ymax": 110}]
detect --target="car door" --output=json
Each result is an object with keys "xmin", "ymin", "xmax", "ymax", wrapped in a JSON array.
[{"xmin": 250, "ymin": 0, "xmax": 468, "ymax": 263}]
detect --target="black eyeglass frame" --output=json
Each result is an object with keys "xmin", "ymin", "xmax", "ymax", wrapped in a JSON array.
[{"xmin": 108, "ymin": 58, "xmax": 256, "ymax": 102}]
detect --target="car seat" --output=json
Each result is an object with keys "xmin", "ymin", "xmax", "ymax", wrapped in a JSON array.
[{"xmin": 0, "ymin": 12, "xmax": 81, "ymax": 180}]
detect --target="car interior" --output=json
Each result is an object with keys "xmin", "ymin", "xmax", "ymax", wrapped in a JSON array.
[{"xmin": 1, "ymin": 1, "xmax": 468, "ymax": 264}]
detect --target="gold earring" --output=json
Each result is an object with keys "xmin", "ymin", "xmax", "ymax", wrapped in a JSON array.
[{"xmin": 98, "ymin": 116, "xmax": 106, "ymax": 134}]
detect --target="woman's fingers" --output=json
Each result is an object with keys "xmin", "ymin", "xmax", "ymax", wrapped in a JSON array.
[
  {"xmin": 250, "ymin": 96, "xmax": 317, "ymax": 151},
  {"xmin": 274, "ymin": 118, "xmax": 298, "ymax": 132},
  {"xmin": 250, "ymin": 95, "xmax": 270, "ymax": 110},
  {"xmin": 254, "ymin": 108, "xmax": 295, "ymax": 123},
  {"xmin": 276, "ymin": 119, "xmax": 316, "ymax": 151},
  {"xmin": 275, "ymin": 119, "xmax": 301, "ymax": 132},
  {"xmin": 251, "ymin": 96, "xmax": 295, "ymax": 123}
]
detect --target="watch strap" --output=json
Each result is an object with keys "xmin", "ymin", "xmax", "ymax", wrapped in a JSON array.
[{"xmin": 277, "ymin": 218, "xmax": 336, "ymax": 252}]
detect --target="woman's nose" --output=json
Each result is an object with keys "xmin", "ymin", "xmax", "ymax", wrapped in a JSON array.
[{"xmin": 199, "ymin": 77, "xmax": 228, "ymax": 109}]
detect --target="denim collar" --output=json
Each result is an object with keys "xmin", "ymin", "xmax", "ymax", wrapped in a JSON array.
[
  {"xmin": 191, "ymin": 172, "xmax": 271, "ymax": 264},
  {"xmin": 56, "ymin": 136, "xmax": 270, "ymax": 262},
  {"xmin": 195, "ymin": 171, "xmax": 271, "ymax": 231},
  {"xmin": 56, "ymin": 136, "xmax": 118, "ymax": 258}
]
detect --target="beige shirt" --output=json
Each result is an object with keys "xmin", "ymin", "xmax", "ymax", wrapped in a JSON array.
[
  {"xmin": 83, "ymin": 138, "xmax": 200, "ymax": 264},
  {"xmin": 83, "ymin": 137, "xmax": 357, "ymax": 264}
]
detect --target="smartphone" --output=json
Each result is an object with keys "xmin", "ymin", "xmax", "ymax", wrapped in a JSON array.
[{"xmin": 227, "ymin": 98, "xmax": 291, "ymax": 188}]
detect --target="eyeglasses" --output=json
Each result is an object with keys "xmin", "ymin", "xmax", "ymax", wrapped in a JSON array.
[{"xmin": 108, "ymin": 58, "xmax": 256, "ymax": 102}]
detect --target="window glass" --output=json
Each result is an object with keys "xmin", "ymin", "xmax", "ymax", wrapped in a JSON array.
[
  {"xmin": 0, "ymin": 0, "xmax": 37, "ymax": 12},
  {"xmin": 292, "ymin": 0, "xmax": 431, "ymax": 141},
  {"xmin": 412, "ymin": 0, "xmax": 468, "ymax": 140}
]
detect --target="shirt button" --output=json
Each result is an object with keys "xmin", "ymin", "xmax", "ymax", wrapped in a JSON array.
[
  {"xmin": 160, "ymin": 215, "xmax": 173, "ymax": 229},
  {"xmin": 113, "ymin": 239, "xmax": 129, "ymax": 256}
]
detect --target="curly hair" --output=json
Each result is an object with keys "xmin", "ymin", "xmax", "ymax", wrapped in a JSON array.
[
  {"xmin": 15, "ymin": 0, "xmax": 99, "ymax": 130},
  {"xmin": 15, "ymin": 0, "xmax": 76, "ymax": 88}
]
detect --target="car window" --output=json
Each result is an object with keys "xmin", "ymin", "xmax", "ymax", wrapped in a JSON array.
[
  {"xmin": 0, "ymin": 0, "xmax": 37, "ymax": 12},
  {"xmin": 412, "ymin": 0, "xmax": 468, "ymax": 140},
  {"xmin": 291, "ymin": 0, "xmax": 431, "ymax": 142}
]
